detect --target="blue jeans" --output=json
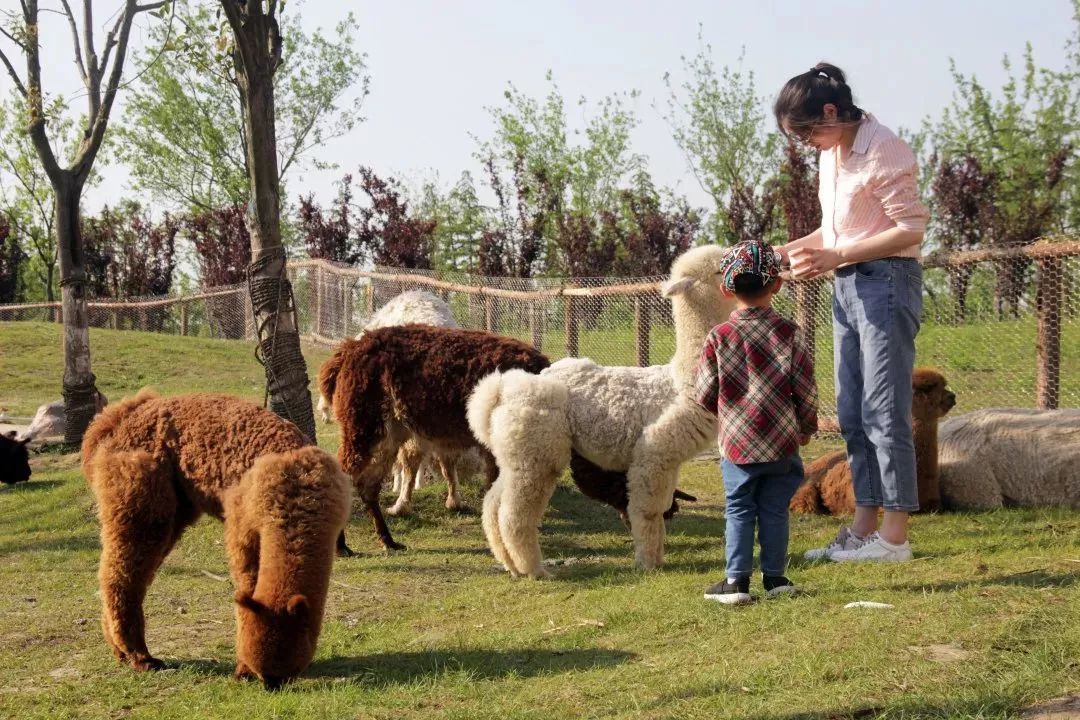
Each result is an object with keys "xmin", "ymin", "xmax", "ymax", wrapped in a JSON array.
[
  {"xmin": 833, "ymin": 257, "xmax": 922, "ymax": 512},
  {"xmin": 721, "ymin": 454, "xmax": 805, "ymax": 579}
]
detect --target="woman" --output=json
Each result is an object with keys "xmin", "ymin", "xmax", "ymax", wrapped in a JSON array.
[{"xmin": 774, "ymin": 63, "xmax": 928, "ymax": 562}]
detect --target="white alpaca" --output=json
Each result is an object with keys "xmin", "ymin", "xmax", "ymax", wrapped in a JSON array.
[
  {"xmin": 938, "ymin": 408, "xmax": 1080, "ymax": 510},
  {"xmin": 318, "ymin": 289, "xmax": 481, "ymax": 515},
  {"xmin": 467, "ymin": 245, "xmax": 735, "ymax": 577}
]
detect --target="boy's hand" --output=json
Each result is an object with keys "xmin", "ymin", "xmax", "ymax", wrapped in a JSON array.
[{"xmin": 798, "ymin": 433, "xmax": 813, "ymax": 446}]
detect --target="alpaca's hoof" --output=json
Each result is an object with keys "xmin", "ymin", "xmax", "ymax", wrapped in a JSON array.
[
  {"xmin": 336, "ymin": 544, "xmax": 356, "ymax": 558},
  {"xmin": 386, "ymin": 501, "xmax": 411, "ymax": 517},
  {"xmin": 233, "ymin": 662, "xmax": 256, "ymax": 681},
  {"xmin": 528, "ymin": 567, "xmax": 551, "ymax": 580},
  {"xmin": 445, "ymin": 496, "xmax": 468, "ymax": 513},
  {"xmin": 383, "ymin": 539, "xmax": 407, "ymax": 552},
  {"xmin": 131, "ymin": 655, "xmax": 167, "ymax": 672}
]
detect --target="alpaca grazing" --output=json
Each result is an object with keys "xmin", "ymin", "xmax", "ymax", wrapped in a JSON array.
[
  {"xmin": 318, "ymin": 324, "xmax": 549, "ymax": 554},
  {"xmin": 789, "ymin": 368, "xmax": 956, "ymax": 515},
  {"xmin": 467, "ymin": 244, "xmax": 736, "ymax": 577},
  {"xmin": 82, "ymin": 391, "xmax": 350, "ymax": 688},
  {"xmin": 317, "ymin": 289, "xmax": 478, "ymax": 516},
  {"xmin": 1, "ymin": 430, "xmax": 31, "ymax": 484},
  {"xmin": 938, "ymin": 407, "xmax": 1080, "ymax": 510}
]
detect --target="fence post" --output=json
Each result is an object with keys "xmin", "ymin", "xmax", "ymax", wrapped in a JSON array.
[
  {"xmin": 634, "ymin": 295, "xmax": 650, "ymax": 367},
  {"xmin": 1036, "ymin": 255, "xmax": 1062, "ymax": 410},
  {"xmin": 483, "ymin": 293, "xmax": 495, "ymax": 333},
  {"xmin": 341, "ymin": 278, "xmax": 350, "ymax": 338},
  {"xmin": 313, "ymin": 265, "xmax": 323, "ymax": 337},
  {"xmin": 364, "ymin": 282, "xmax": 374, "ymax": 315},
  {"xmin": 564, "ymin": 294, "xmax": 579, "ymax": 358},
  {"xmin": 530, "ymin": 302, "xmax": 543, "ymax": 351},
  {"xmin": 180, "ymin": 300, "xmax": 188, "ymax": 337}
]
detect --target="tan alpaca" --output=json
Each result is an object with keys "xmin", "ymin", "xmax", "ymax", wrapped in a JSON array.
[{"xmin": 789, "ymin": 369, "xmax": 956, "ymax": 515}]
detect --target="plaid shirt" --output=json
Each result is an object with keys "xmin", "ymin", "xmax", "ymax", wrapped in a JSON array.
[{"xmin": 692, "ymin": 306, "xmax": 818, "ymax": 464}]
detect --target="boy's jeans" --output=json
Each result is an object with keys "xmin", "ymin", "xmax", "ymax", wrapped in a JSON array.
[
  {"xmin": 722, "ymin": 454, "xmax": 805, "ymax": 578},
  {"xmin": 833, "ymin": 257, "xmax": 922, "ymax": 512}
]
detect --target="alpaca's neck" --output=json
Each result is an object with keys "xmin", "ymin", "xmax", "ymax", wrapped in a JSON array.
[
  {"xmin": 912, "ymin": 416, "xmax": 940, "ymax": 479},
  {"xmin": 670, "ymin": 294, "xmax": 725, "ymax": 391}
]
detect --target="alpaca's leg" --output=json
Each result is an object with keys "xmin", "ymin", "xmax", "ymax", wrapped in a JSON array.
[
  {"xmin": 388, "ymin": 442, "xmax": 422, "ymax": 517},
  {"xmin": 414, "ymin": 456, "xmax": 430, "ymax": 490},
  {"xmin": 94, "ymin": 453, "xmax": 193, "ymax": 671},
  {"xmin": 439, "ymin": 452, "xmax": 465, "ymax": 511},
  {"xmin": 627, "ymin": 401, "xmax": 712, "ymax": 570},
  {"xmin": 496, "ymin": 465, "xmax": 560, "ymax": 580},
  {"xmin": 481, "ymin": 480, "xmax": 521, "ymax": 577},
  {"xmin": 357, "ymin": 435, "xmax": 406, "ymax": 551}
]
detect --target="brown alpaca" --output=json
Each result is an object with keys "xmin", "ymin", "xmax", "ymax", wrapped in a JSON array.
[
  {"xmin": 82, "ymin": 390, "xmax": 350, "ymax": 688},
  {"xmin": 319, "ymin": 324, "xmax": 549, "ymax": 554},
  {"xmin": 789, "ymin": 368, "xmax": 956, "ymax": 515}
]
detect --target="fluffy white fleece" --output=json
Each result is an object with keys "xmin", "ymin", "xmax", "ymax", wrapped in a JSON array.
[
  {"xmin": 938, "ymin": 407, "xmax": 1080, "ymax": 510},
  {"xmin": 467, "ymin": 244, "xmax": 734, "ymax": 577}
]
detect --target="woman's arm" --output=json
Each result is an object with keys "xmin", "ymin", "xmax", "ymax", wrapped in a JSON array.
[
  {"xmin": 779, "ymin": 228, "xmax": 823, "ymax": 263},
  {"xmin": 789, "ymin": 227, "xmax": 922, "ymax": 279}
]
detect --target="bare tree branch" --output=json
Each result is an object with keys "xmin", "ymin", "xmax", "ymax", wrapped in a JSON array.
[
  {"xmin": 0, "ymin": 26, "xmax": 26, "ymax": 50},
  {"xmin": 22, "ymin": 0, "xmax": 63, "ymax": 183},
  {"xmin": 0, "ymin": 46, "xmax": 27, "ymax": 96},
  {"xmin": 58, "ymin": 0, "xmax": 87, "ymax": 84}
]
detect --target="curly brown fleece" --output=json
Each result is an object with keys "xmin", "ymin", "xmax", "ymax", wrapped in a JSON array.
[
  {"xmin": 319, "ymin": 324, "xmax": 549, "ymax": 551},
  {"xmin": 82, "ymin": 390, "xmax": 350, "ymax": 688},
  {"xmin": 789, "ymin": 369, "xmax": 956, "ymax": 515}
]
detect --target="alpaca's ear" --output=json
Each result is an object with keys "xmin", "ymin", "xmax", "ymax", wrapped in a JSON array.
[
  {"xmin": 661, "ymin": 276, "xmax": 695, "ymax": 297},
  {"xmin": 286, "ymin": 594, "xmax": 310, "ymax": 619},
  {"xmin": 234, "ymin": 591, "xmax": 264, "ymax": 614}
]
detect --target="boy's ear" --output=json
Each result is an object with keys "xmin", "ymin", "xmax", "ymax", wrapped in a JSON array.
[
  {"xmin": 720, "ymin": 286, "xmax": 735, "ymax": 299},
  {"xmin": 772, "ymin": 276, "xmax": 783, "ymax": 292}
]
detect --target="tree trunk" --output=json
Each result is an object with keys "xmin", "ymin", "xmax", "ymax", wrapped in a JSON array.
[
  {"xmin": 234, "ymin": 25, "xmax": 316, "ymax": 443},
  {"xmin": 55, "ymin": 175, "xmax": 99, "ymax": 446}
]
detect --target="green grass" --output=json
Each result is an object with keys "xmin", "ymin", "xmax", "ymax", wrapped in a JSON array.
[{"xmin": 1, "ymin": 321, "xmax": 1079, "ymax": 719}]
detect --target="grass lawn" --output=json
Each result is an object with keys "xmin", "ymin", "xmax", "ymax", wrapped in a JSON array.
[{"xmin": 1, "ymin": 321, "xmax": 1079, "ymax": 719}]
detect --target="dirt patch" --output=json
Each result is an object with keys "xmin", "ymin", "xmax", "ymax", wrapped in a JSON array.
[{"xmin": 1022, "ymin": 695, "xmax": 1080, "ymax": 719}]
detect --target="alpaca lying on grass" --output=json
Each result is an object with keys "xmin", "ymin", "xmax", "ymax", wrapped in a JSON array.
[
  {"xmin": 319, "ymin": 324, "xmax": 549, "ymax": 554},
  {"xmin": 938, "ymin": 407, "xmax": 1080, "ymax": 510},
  {"xmin": 82, "ymin": 390, "xmax": 350, "ymax": 689},
  {"xmin": 467, "ymin": 244, "xmax": 735, "ymax": 577},
  {"xmin": 789, "ymin": 369, "xmax": 956, "ymax": 515},
  {"xmin": 317, "ymin": 289, "xmax": 483, "ymax": 517}
]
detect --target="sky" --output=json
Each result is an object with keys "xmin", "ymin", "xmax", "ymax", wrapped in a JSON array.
[{"xmin": 1, "ymin": 0, "xmax": 1076, "ymax": 214}]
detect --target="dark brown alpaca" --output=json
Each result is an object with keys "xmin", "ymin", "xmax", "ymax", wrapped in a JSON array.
[
  {"xmin": 1, "ymin": 430, "xmax": 31, "ymax": 484},
  {"xmin": 320, "ymin": 324, "xmax": 549, "ymax": 554},
  {"xmin": 790, "ymin": 368, "xmax": 956, "ymax": 515},
  {"xmin": 82, "ymin": 390, "xmax": 350, "ymax": 688}
]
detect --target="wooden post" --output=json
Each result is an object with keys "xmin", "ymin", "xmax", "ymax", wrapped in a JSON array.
[
  {"xmin": 313, "ymin": 265, "xmax": 323, "ymax": 337},
  {"xmin": 1036, "ymin": 256, "xmax": 1062, "ymax": 410},
  {"xmin": 564, "ymin": 295, "xmax": 579, "ymax": 358},
  {"xmin": 484, "ymin": 293, "xmax": 495, "ymax": 333},
  {"xmin": 530, "ymin": 302, "xmax": 543, "ymax": 351},
  {"xmin": 634, "ymin": 296, "xmax": 651, "ymax": 367},
  {"xmin": 341, "ymin": 279, "xmax": 350, "ymax": 338},
  {"xmin": 180, "ymin": 300, "xmax": 188, "ymax": 337},
  {"xmin": 364, "ymin": 282, "xmax": 374, "ymax": 315}
]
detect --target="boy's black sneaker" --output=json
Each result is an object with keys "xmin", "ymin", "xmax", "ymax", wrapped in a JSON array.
[
  {"xmin": 763, "ymin": 575, "xmax": 801, "ymax": 598},
  {"xmin": 704, "ymin": 578, "xmax": 752, "ymax": 605}
]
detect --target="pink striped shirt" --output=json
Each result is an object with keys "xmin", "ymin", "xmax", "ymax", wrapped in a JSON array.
[{"xmin": 819, "ymin": 114, "xmax": 929, "ymax": 260}]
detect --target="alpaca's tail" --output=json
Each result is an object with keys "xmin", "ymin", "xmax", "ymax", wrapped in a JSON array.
[
  {"xmin": 80, "ymin": 387, "xmax": 159, "ymax": 478},
  {"xmin": 467, "ymin": 369, "xmax": 568, "ymax": 451},
  {"xmin": 317, "ymin": 344, "xmax": 351, "ymax": 424}
]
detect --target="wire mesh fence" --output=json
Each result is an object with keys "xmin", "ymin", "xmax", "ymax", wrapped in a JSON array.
[{"xmin": 2, "ymin": 236, "xmax": 1077, "ymax": 428}]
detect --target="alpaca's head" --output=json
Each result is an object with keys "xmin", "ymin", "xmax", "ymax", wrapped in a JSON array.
[
  {"xmin": 234, "ymin": 592, "xmax": 316, "ymax": 690},
  {"xmin": 661, "ymin": 244, "xmax": 732, "ymax": 316},
  {"xmin": 912, "ymin": 368, "xmax": 956, "ymax": 424}
]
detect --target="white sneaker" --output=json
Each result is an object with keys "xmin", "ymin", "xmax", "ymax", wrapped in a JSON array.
[
  {"xmin": 829, "ymin": 532, "xmax": 913, "ymax": 563},
  {"xmin": 803, "ymin": 526, "xmax": 866, "ymax": 561}
]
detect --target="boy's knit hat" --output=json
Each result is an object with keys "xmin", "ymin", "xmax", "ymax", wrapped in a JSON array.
[{"xmin": 718, "ymin": 240, "xmax": 783, "ymax": 292}]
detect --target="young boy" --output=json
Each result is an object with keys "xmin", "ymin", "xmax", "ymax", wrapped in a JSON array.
[{"xmin": 692, "ymin": 239, "xmax": 819, "ymax": 604}]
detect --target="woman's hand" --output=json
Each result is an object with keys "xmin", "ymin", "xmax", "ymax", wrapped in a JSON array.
[{"xmin": 789, "ymin": 246, "xmax": 842, "ymax": 280}]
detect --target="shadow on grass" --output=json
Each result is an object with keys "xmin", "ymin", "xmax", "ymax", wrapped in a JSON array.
[
  {"xmin": 890, "ymin": 568, "xmax": 1079, "ymax": 593},
  {"xmin": 306, "ymin": 646, "xmax": 635, "ymax": 686},
  {"xmin": 0, "ymin": 479, "xmax": 64, "ymax": 494},
  {"xmin": 0, "ymin": 532, "xmax": 99, "ymax": 555},
  {"xmin": 744, "ymin": 695, "xmax": 1018, "ymax": 719},
  {"xmin": 178, "ymin": 647, "xmax": 635, "ymax": 689}
]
